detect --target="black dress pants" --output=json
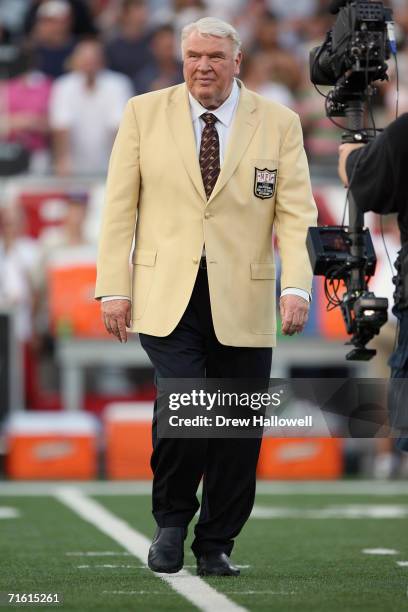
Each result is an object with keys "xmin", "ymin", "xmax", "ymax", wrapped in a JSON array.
[{"xmin": 139, "ymin": 262, "xmax": 272, "ymax": 557}]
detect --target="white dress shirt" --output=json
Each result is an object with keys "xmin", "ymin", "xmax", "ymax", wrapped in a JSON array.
[
  {"xmin": 189, "ymin": 77, "xmax": 240, "ymax": 164},
  {"xmin": 102, "ymin": 80, "xmax": 309, "ymax": 303}
]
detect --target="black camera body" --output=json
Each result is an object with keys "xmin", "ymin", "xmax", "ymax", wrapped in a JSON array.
[
  {"xmin": 310, "ymin": 1, "xmax": 392, "ymax": 119},
  {"xmin": 311, "ymin": 1, "xmax": 391, "ymax": 87},
  {"xmin": 307, "ymin": 227, "xmax": 388, "ymax": 360},
  {"xmin": 307, "ymin": 226, "xmax": 376, "ymax": 277},
  {"xmin": 307, "ymin": 0, "xmax": 394, "ymax": 361}
]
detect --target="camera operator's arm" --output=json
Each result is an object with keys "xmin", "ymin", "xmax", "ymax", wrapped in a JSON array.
[
  {"xmin": 338, "ymin": 143, "xmax": 364, "ymax": 186},
  {"xmin": 340, "ymin": 136, "xmax": 396, "ymax": 215},
  {"xmin": 338, "ymin": 114, "xmax": 408, "ymax": 216}
]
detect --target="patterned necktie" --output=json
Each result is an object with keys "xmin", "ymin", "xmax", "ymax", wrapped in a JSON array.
[{"xmin": 199, "ymin": 112, "xmax": 220, "ymax": 200}]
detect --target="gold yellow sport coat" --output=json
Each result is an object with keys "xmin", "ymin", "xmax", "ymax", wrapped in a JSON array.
[{"xmin": 95, "ymin": 80, "xmax": 318, "ymax": 347}]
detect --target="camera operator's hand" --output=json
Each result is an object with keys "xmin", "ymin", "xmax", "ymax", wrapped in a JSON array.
[
  {"xmin": 338, "ymin": 143, "xmax": 365, "ymax": 187},
  {"xmin": 280, "ymin": 294, "xmax": 309, "ymax": 336}
]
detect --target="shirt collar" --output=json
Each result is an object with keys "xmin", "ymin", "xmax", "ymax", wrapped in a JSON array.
[{"xmin": 188, "ymin": 79, "xmax": 240, "ymax": 127}]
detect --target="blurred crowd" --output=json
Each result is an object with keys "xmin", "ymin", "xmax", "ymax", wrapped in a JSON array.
[{"xmin": 0, "ymin": 0, "xmax": 406, "ymax": 176}]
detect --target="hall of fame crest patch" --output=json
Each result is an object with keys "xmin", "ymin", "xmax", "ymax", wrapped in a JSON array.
[{"xmin": 254, "ymin": 167, "xmax": 277, "ymax": 199}]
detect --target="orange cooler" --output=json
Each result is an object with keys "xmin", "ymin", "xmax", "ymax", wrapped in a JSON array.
[
  {"xmin": 5, "ymin": 411, "xmax": 98, "ymax": 479},
  {"xmin": 104, "ymin": 402, "xmax": 153, "ymax": 479},
  {"xmin": 257, "ymin": 437, "xmax": 343, "ymax": 479},
  {"xmin": 48, "ymin": 259, "xmax": 108, "ymax": 338}
]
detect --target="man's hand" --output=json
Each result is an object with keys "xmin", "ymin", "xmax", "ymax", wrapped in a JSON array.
[
  {"xmin": 338, "ymin": 143, "xmax": 365, "ymax": 187},
  {"xmin": 280, "ymin": 294, "xmax": 309, "ymax": 336},
  {"xmin": 101, "ymin": 299, "xmax": 131, "ymax": 343}
]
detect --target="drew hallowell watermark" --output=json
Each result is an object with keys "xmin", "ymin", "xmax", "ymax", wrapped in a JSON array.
[{"xmin": 167, "ymin": 413, "xmax": 313, "ymax": 429}]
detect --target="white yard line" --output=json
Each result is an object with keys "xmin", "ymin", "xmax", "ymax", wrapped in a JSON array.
[
  {"xmin": 255, "ymin": 481, "xmax": 408, "ymax": 495},
  {"xmin": 0, "ymin": 507, "xmax": 20, "ymax": 519},
  {"xmin": 102, "ymin": 590, "xmax": 294, "ymax": 596},
  {"xmin": 0, "ymin": 481, "xmax": 153, "ymax": 496},
  {"xmin": 102, "ymin": 590, "xmax": 179, "ymax": 595},
  {"xmin": 55, "ymin": 487, "xmax": 247, "ymax": 612},
  {"xmin": 362, "ymin": 548, "xmax": 399, "ymax": 555},
  {"xmin": 252, "ymin": 504, "xmax": 408, "ymax": 519},
  {"xmin": 66, "ymin": 551, "xmax": 131, "ymax": 556},
  {"xmin": 77, "ymin": 564, "xmax": 141, "ymax": 569},
  {"xmin": 1, "ymin": 480, "xmax": 408, "ymax": 496},
  {"xmin": 75, "ymin": 562, "xmax": 251, "ymax": 569}
]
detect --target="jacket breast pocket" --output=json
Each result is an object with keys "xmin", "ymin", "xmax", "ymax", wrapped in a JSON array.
[
  {"xmin": 250, "ymin": 262, "xmax": 276, "ymax": 334},
  {"xmin": 131, "ymin": 248, "xmax": 157, "ymax": 320}
]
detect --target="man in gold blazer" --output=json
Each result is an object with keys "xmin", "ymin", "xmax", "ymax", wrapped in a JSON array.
[{"xmin": 95, "ymin": 17, "xmax": 317, "ymax": 576}]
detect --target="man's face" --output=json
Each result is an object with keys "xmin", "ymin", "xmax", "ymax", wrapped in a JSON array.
[
  {"xmin": 183, "ymin": 31, "xmax": 242, "ymax": 109},
  {"xmin": 152, "ymin": 30, "xmax": 175, "ymax": 62},
  {"xmin": 73, "ymin": 42, "xmax": 104, "ymax": 78}
]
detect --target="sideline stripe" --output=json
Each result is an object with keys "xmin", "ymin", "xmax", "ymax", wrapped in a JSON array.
[
  {"xmin": 252, "ymin": 504, "xmax": 408, "ymax": 519},
  {"xmin": 75, "ymin": 562, "xmax": 251, "ymax": 569},
  {"xmin": 55, "ymin": 487, "xmax": 247, "ymax": 612},
  {"xmin": 3, "ymin": 480, "xmax": 408, "ymax": 496}
]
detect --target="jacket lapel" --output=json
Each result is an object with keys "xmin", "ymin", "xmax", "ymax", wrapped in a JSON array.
[
  {"xmin": 208, "ymin": 81, "xmax": 259, "ymax": 204},
  {"xmin": 166, "ymin": 83, "xmax": 207, "ymax": 202}
]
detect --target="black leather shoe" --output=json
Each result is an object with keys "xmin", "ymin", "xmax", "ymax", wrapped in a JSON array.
[
  {"xmin": 148, "ymin": 527, "xmax": 187, "ymax": 573},
  {"xmin": 197, "ymin": 552, "xmax": 240, "ymax": 577}
]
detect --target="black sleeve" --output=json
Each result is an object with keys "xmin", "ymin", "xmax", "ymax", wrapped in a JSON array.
[
  {"xmin": 346, "ymin": 124, "xmax": 398, "ymax": 215},
  {"xmin": 23, "ymin": 3, "xmax": 38, "ymax": 35},
  {"xmin": 70, "ymin": 0, "xmax": 98, "ymax": 36}
]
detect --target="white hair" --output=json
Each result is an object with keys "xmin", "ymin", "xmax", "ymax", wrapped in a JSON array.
[{"xmin": 181, "ymin": 17, "xmax": 242, "ymax": 59}]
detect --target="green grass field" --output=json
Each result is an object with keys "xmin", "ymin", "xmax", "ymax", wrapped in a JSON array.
[{"xmin": 0, "ymin": 481, "xmax": 407, "ymax": 612}]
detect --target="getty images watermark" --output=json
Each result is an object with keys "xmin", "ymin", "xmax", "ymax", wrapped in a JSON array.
[{"xmin": 155, "ymin": 378, "xmax": 408, "ymax": 439}]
